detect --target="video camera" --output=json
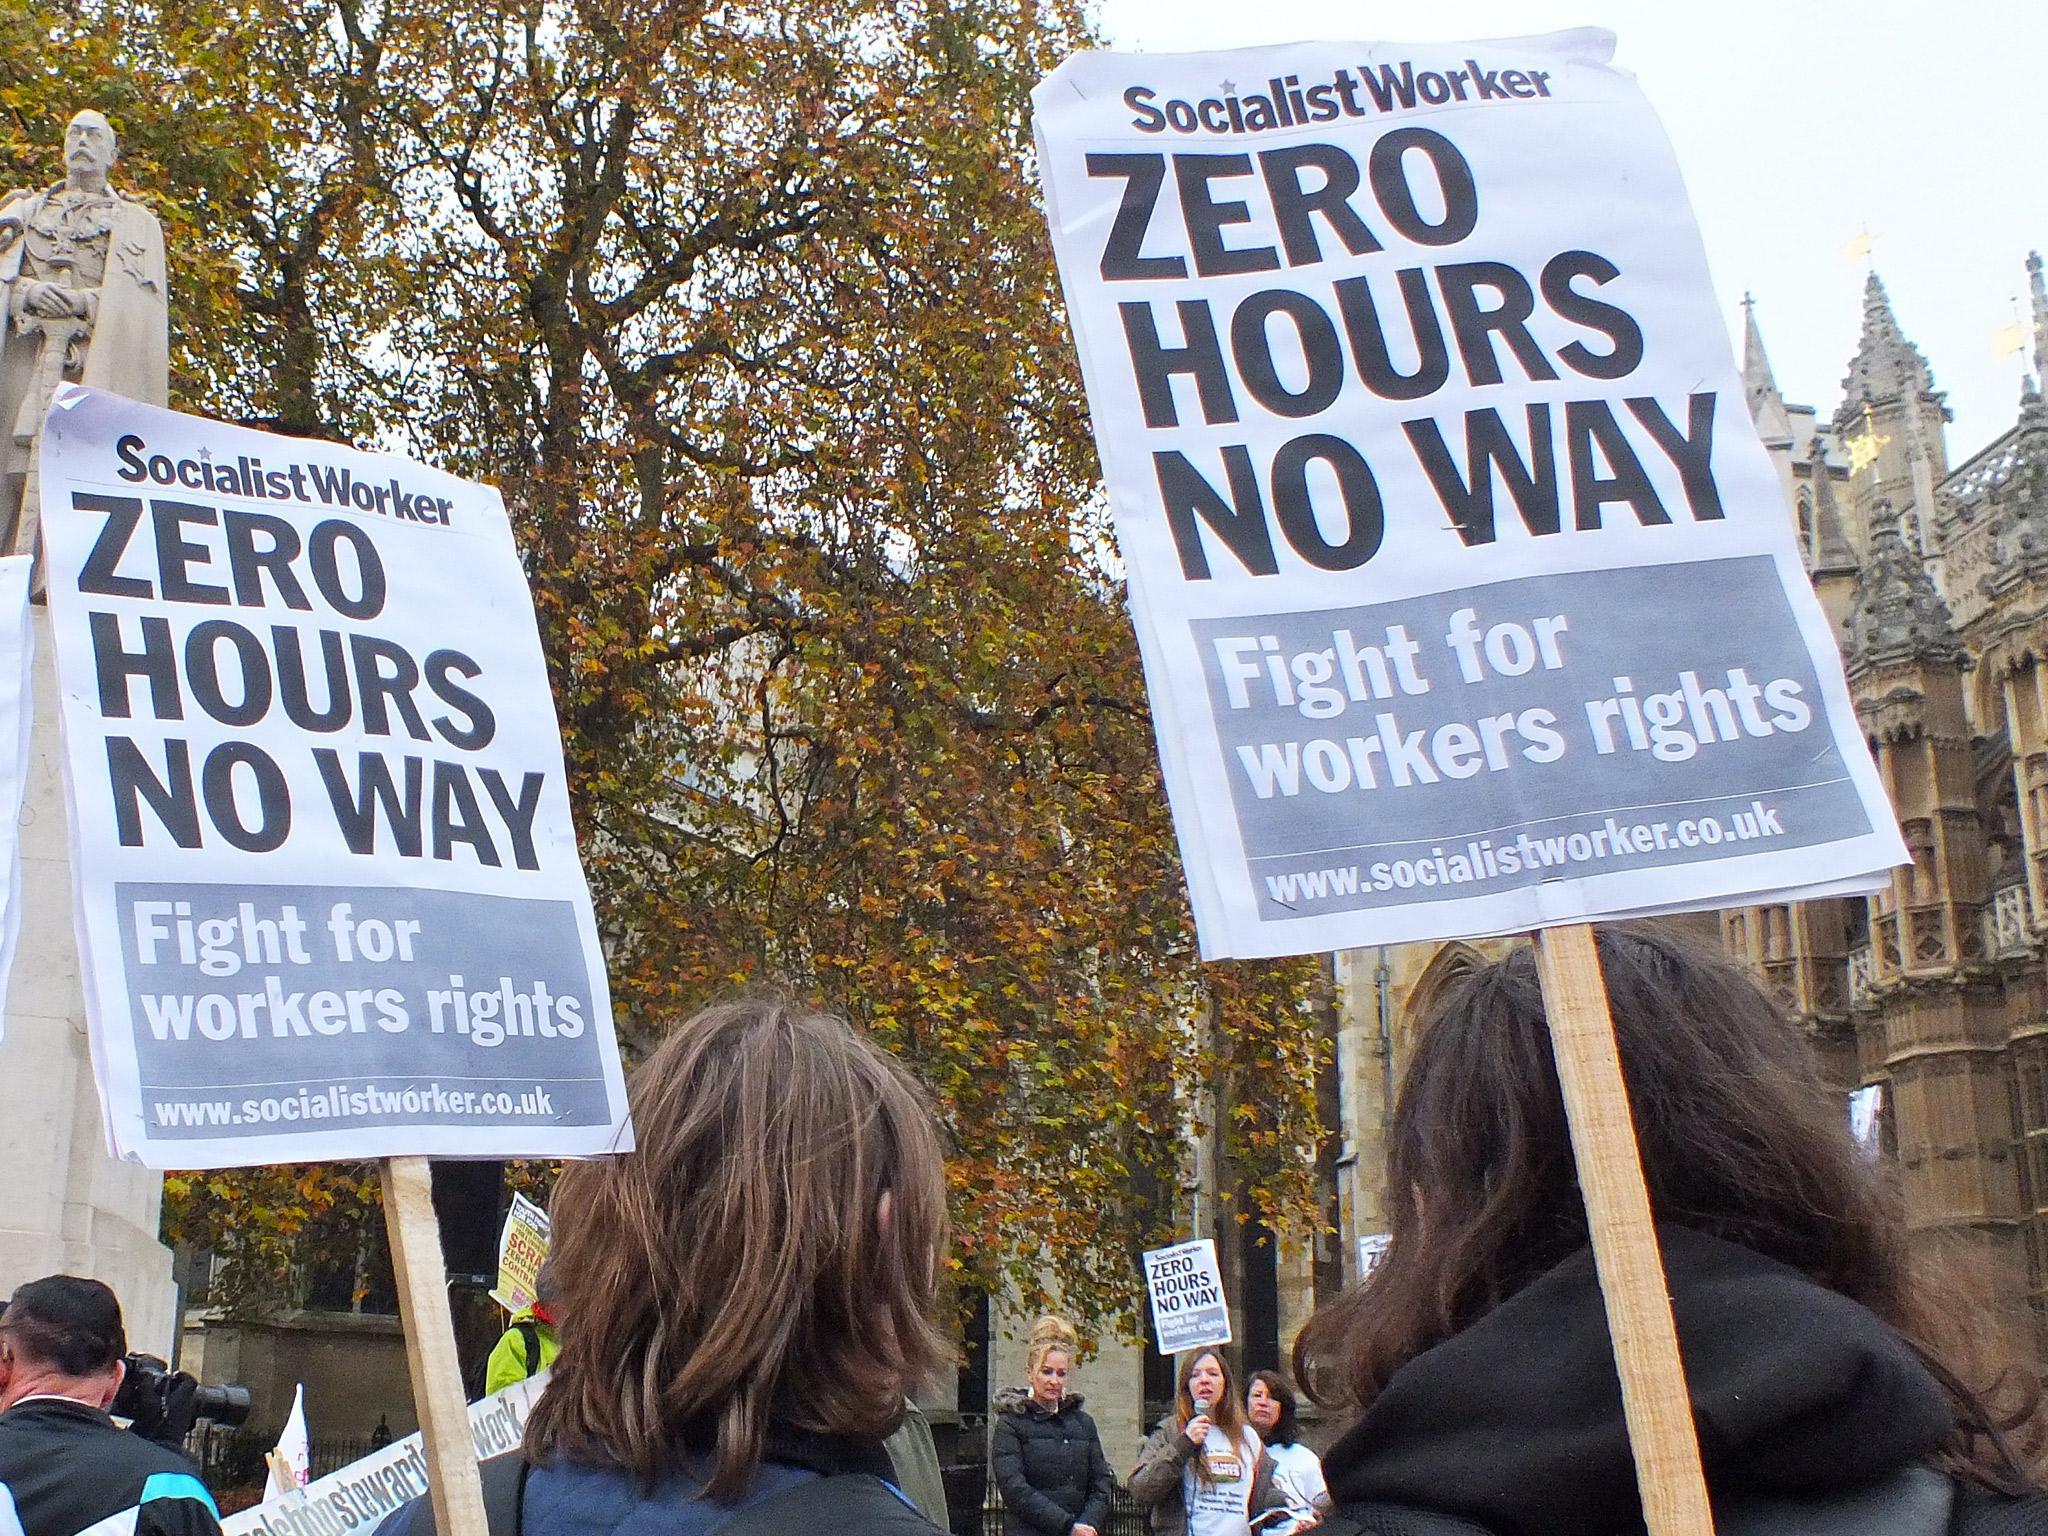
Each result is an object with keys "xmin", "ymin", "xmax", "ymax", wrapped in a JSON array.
[{"xmin": 111, "ymin": 1354, "xmax": 252, "ymax": 1450}]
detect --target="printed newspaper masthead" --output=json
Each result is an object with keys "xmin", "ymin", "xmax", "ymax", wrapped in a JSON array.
[
  {"xmin": 1031, "ymin": 28, "xmax": 1906, "ymax": 959},
  {"xmin": 38, "ymin": 386, "xmax": 633, "ymax": 1167}
]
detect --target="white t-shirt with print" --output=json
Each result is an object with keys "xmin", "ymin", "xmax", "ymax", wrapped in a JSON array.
[
  {"xmin": 1264, "ymin": 1441, "xmax": 1328, "ymax": 1519},
  {"xmin": 1182, "ymin": 1427, "xmax": 1264, "ymax": 1536}
]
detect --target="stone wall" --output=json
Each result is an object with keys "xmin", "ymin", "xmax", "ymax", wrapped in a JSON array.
[{"xmin": 181, "ymin": 1310, "xmax": 414, "ymax": 1441}]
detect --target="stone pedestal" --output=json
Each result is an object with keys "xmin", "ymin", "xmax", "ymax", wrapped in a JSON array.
[{"xmin": 0, "ymin": 607, "xmax": 175, "ymax": 1353}]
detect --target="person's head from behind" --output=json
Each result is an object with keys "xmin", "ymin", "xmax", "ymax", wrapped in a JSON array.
[
  {"xmin": 1025, "ymin": 1315, "xmax": 1077, "ymax": 1410},
  {"xmin": 1293, "ymin": 923, "xmax": 2040, "ymax": 1489},
  {"xmin": 523, "ymin": 994, "xmax": 947, "ymax": 1497},
  {"xmin": 1244, "ymin": 1370, "xmax": 1297, "ymax": 1446},
  {"xmin": 0, "ymin": 1276, "xmax": 126, "ymax": 1412}
]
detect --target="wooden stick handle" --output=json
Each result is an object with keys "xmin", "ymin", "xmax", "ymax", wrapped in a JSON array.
[
  {"xmin": 1534, "ymin": 924, "xmax": 1715, "ymax": 1536},
  {"xmin": 382, "ymin": 1156, "xmax": 488, "ymax": 1536}
]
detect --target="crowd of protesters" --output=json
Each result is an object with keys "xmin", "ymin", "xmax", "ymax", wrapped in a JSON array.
[{"xmin": 6, "ymin": 930, "xmax": 2048, "ymax": 1535}]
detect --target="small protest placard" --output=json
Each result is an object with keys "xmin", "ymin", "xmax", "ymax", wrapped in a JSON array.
[
  {"xmin": 37, "ymin": 387, "xmax": 633, "ymax": 1166},
  {"xmin": 1030, "ymin": 31, "xmax": 1904, "ymax": 958},
  {"xmin": 1143, "ymin": 1238, "xmax": 1231, "ymax": 1354},
  {"xmin": 1356, "ymin": 1232, "xmax": 1391, "ymax": 1279},
  {"xmin": 1849, "ymin": 1083, "xmax": 1883, "ymax": 1155},
  {"xmin": 490, "ymin": 1191, "xmax": 551, "ymax": 1313}
]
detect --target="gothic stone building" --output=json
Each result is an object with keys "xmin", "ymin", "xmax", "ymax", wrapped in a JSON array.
[{"xmin": 1330, "ymin": 255, "xmax": 2048, "ymax": 1360}]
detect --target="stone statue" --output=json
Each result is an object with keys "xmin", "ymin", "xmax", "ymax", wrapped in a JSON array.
[{"xmin": 0, "ymin": 109, "xmax": 168, "ymax": 581}]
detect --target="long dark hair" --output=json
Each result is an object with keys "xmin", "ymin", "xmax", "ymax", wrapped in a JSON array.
[
  {"xmin": 525, "ymin": 994, "xmax": 949, "ymax": 1496},
  {"xmin": 1246, "ymin": 1369, "xmax": 1299, "ymax": 1446},
  {"xmin": 1291, "ymin": 925, "xmax": 2043, "ymax": 1494}
]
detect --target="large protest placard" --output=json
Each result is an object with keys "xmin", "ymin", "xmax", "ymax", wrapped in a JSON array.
[
  {"xmin": 1143, "ymin": 1238, "xmax": 1231, "ymax": 1354},
  {"xmin": 38, "ymin": 387, "xmax": 632, "ymax": 1166},
  {"xmin": 1033, "ymin": 30, "xmax": 1905, "ymax": 958},
  {"xmin": 0, "ymin": 555, "xmax": 30, "ymax": 1032}
]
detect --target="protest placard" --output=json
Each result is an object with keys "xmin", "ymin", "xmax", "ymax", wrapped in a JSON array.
[
  {"xmin": 1356, "ymin": 1232, "xmax": 1390, "ymax": 1279},
  {"xmin": 1031, "ymin": 30, "xmax": 1904, "ymax": 961},
  {"xmin": 36, "ymin": 387, "xmax": 632, "ymax": 1167},
  {"xmin": 489, "ymin": 1191, "xmax": 550, "ymax": 1313},
  {"xmin": 0, "ymin": 555, "xmax": 30, "ymax": 1033},
  {"xmin": 218, "ymin": 1371, "xmax": 548, "ymax": 1536},
  {"xmin": 1143, "ymin": 1238, "xmax": 1231, "ymax": 1354}
]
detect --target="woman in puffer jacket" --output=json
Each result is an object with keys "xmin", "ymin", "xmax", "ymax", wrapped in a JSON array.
[
  {"xmin": 1294, "ymin": 926, "xmax": 2048, "ymax": 1536},
  {"xmin": 990, "ymin": 1316, "xmax": 1114, "ymax": 1536}
]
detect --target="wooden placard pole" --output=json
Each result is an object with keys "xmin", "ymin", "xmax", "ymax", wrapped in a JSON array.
[
  {"xmin": 381, "ymin": 1156, "xmax": 489, "ymax": 1536},
  {"xmin": 1533, "ymin": 924, "xmax": 1716, "ymax": 1536}
]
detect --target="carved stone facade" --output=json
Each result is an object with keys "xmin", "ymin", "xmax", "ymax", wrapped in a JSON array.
[{"xmin": 1728, "ymin": 259, "xmax": 2048, "ymax": 1348}]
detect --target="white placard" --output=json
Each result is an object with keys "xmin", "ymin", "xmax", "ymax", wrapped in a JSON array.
[
  {"xmin": 489, "ymin": 1190, "xmax": 551, "ymax": 1313},
  {"xmin": 1143, "ymin": 1237, "xmax": 1231, "ymax": 1354},
  {"xmin": 1849, "ymin": 1082, "xmax": 1883, "ymax": 1155},
  {"xmin": 220, "ymin": 1372, "xmax": 547, "ymax": 1536},
  {"xmin": 0, "ymin": 555, "xmax": 30, "ymax": 1034},
  {"xmin": 1032, "ymin": 31, "xmax": 1905, "ymax": 959},
  {"xmin": 1356, "ymin": 1232, "xmax": 1391, "ymax": 1278},
  {"xmin": 39, "ymin": 387, "xmax": 632, "ymax": 1166}
]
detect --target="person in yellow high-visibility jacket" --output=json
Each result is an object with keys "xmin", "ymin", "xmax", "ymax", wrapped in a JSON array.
[{"xmin": 485, "ymin": 1263, "xmax": 559, "ymax": 1396}]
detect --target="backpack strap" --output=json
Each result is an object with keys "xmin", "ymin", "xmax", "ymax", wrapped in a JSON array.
[
  {"xmin": 479, "ymin": 1450, "xmax": 529, "ymax": 1536},
  {"xmin": 514, "ymin": 1320, "xmax": 543, "ymax": 1380}
]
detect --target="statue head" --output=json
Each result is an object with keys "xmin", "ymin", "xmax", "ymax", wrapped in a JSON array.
[{"xmin": 64, "ymin": 111, "xmax": 117, "ymax": 183}]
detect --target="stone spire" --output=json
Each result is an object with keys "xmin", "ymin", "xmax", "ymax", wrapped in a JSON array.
[
  {"xmin": 1847, "ymin": 499, "xmax": 1963, "ymax": 671},
  {"xmin": 2029, "ymin": 251, "xmax": 2048, "ymax": 394},
  {"xmin": 1840, "ymin": 272, "xmax": 1944, "ymax": 413},
  {"xmin": 1742, "ymin": 294, "xmax": 1794, "ymax": 448},
  {"xmin": 1808, "ymin": 437, "xmax": 1856, "ymax": 574}
]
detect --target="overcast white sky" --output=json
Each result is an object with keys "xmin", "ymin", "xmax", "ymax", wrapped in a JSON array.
[{"xmin": 1092, "ymin": 0, "xmax": 2044, "ymax": 465}]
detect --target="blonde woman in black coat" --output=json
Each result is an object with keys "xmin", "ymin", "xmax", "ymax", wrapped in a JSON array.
[{"xmin": 991, "ymin": 1317, "xmax": 1113, "ymax": 1536}]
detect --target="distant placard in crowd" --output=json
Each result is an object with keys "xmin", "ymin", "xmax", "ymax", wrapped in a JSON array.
[
  {"xmin": 490, "ymin": 1191, "xmax": 551, "ymax": 1313},
  {"xmin": 1357, "ymin": 1232, "xmax": 1391, "ymax": 1279},
  {"xmin": 0, "ymin": 556, "xmax": 30, "ymax": 1037},
  {"xmin": 38, "ymin": 388, "xmax": 632, "ymax": 1165},
  {"xmin": 1143, "ymin": 1238, "xmax": 1232, "ymax": 1354},
  {"xmin": 1032, "ymin": 30, "xmax": 1904, "ymax": 959}
]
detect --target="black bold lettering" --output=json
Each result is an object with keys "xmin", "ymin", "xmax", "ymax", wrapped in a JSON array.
[
  {"xmin": 424, "ymin": 650, "xmax": 496, "ymax": 750},
  {"xmin": 185, "ymin": 620, "xmax": 274, "ymax": 727},
  {"xmin": 1175, "ymin": 154, "xmax": 1281, "ymax": 276},
  {"xmin": 1542, "ymin": 251, "xmax": 1644, "ymax": 379},
  {"xmin": 1627, "ymin": 393, "xmax": 1724, "ymax": 521},
  {"xmin": 275, "ymin": 627, "xmax": 354, "ymax": 732},
  {"xmin": 1153, "ymin": 447, "xmax": 1277, "ymax": 581},
  {"xmin": 1436, "ymin": 262, "xmax": 1559, "ymax": 387},
  {"xmin": 1085, "ymin": 153, "xmax": 1187, "ymax": 280},
  {"xmin": 151, "ymin": 500, "xmax": 231, "ymax": 605},
  {"xmin": 349, "ymin": 634, "xmax": 431, "ymax": 740},
  {"xmin": 1333, "ymin": 268, "xmax": 1450, "ymax": 401},
  {"xmin": 108, "ymin": 736, "xmax": 201, "ymax": 848},
  {"xmin": 1566, "ymin": 400, "xmax": 1668, "ymax": 528},
  {"xmin": 1270, "ymin": 434, "xmax": 1383, "ymax": 570},
  {"xmin": 308, "ymin": 520, "xmax": 385, "ymax": 619},
  {"xmin": 479, "ymin": 768, "xmax": 544, "ymax": 871},
  {"xmin": 202, "ymin": 741, "xmax": 290, "ymax": 852},
  {"xmin": 433, "ymin": 761, "xmax": 500, "ymax": 866},
  {"xmin": 1120, "ymin": 300, "xmax": 1239, "ymax": 428},
  {"xmin": 90, "ymin": 611, "xmax": 182, "ymax": 719},
  {"xmin": 1368, "ymin": 128, "xmax": 1478, "ymax": 246},
  {"xmin": 315, "ymin": 749, "xmax": 424, "ymax": 857},
  {"xmin": 1231, "ymin": 291, "xmax": 1344, "ymax": 419},
  {"xmin": 223, "ymin": 509, "xmax": 313, "ymax": 609},
  {"xmin": 1257, "ymin": 143, "xmax": 1383, "ymax": 266},
  {"xmin": 1402, "ymin": 405, "xmax": 1560, "ymax": 545},
  {"xmin": 75, "ymin": 493, "xmax": 152, "ymax": 598}
]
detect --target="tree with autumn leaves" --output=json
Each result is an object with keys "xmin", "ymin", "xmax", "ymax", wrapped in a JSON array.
[{"xmin": 0, "ymin": 0, "xmax": 1329, "ymax": 1329}]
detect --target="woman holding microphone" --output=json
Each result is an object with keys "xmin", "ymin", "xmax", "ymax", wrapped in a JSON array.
[{"xmin": 1128, "ymin": 1352, "xmax": 1292, "ymax": 1536}]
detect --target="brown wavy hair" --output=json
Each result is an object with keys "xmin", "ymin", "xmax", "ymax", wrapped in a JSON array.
[
  {"xmin": 1177, "ymin": 1348, "xmax": 1253, "ymax": 1485},
  {"xmin": 1291, "ymin": 924, "xmax": 2044, "ymax": 1495},
  {"xmin": 524, "ymin": 994, "xmax": 949, "ymax": 1496}
]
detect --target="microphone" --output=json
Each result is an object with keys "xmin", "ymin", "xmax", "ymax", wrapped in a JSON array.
[{"xmin": 1192, "ymin": 1397, "xmax": 1211, "ymax": 1416}]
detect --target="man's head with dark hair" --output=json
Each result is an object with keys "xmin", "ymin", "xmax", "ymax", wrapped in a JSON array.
[{"xmin": 0, "ymin": 1276, "xmax": 126, "ymax": 1413}]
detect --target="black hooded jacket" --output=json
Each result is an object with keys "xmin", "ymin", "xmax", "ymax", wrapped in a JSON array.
[
  {"xmin": 1320, "ymin": 1226, "xmax": 2048, "ymax": 1536},
  {"xmin": 990, "ymin": 1389, "xmax": 1113, "ymax": 1536}
]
